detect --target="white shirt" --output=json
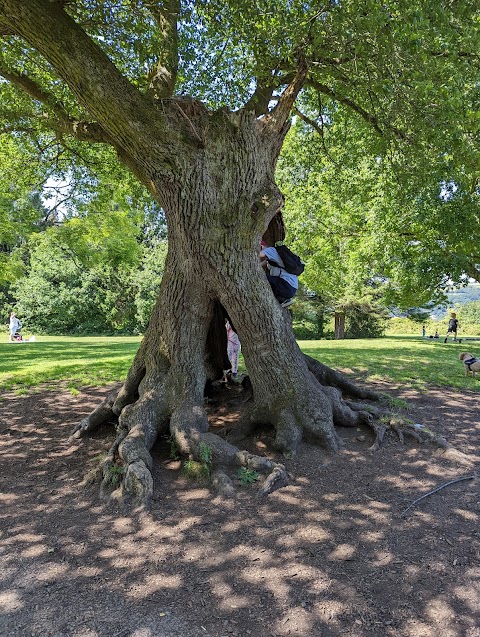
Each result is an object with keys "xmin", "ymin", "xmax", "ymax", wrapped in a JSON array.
[{"xmin": 262, "ymin": 247, "xmax": 299, "ymax": 289}]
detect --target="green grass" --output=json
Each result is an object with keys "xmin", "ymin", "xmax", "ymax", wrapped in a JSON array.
[
  {"xmin": 0, "ymin": 335, "xmax": 141, "ymax": 391},
  {"xmin": 0, "ymin": 334, "xmax": 478, "ymax": 393},
  {"xmin": 299, "ymin": 335, "xmax": 480, "ymax": 392}
]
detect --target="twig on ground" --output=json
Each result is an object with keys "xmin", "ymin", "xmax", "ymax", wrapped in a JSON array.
[{"xmin": 400, "ymin": 474, "xmax": 476, "ymax": 517}]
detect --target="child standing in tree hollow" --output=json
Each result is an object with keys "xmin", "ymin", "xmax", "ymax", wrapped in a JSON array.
[
  {"xmin": 225, "ymin": 320, "xmax": 241, "ymax": 378},
  {"xmin": 444, "ymin": 313, "xmax": 459, "ymax": 343}
]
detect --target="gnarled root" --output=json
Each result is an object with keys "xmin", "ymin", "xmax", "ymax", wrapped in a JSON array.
[
  {"xmin": 360, "ymin": 416, "xmax": 451, "ymax": 453},
  {"xmin": 69, "ymin": 386, "xmax": 119, "ymax": 441},
  {"xmin": 71, "ymin": 325, "xmax": 450, "ymax": 508},
  {"xmin": 107, "ymin": 375, "xmax": 170, "ymax": 507},
  {"xmin": 77, "ymin": 369, "xmax": 170, "ymax": 508},
  {"xmin": 305, "ymin": 354, "xmax": 381, "ymax": 401},
  {"xmin": 172, "ymin": 426, "xmax": 289, "ymax": 499},
  {"xmin": 321, "ymin": 386, "xmax": 374, "ymax": 429},
  {"xmin": 70, "ymin": 345, "xmax": 147, "ymax": 442},
  {"xmin": 389, "ymin": 418, "xmax": 450, "ymax": 450},
  {"xmin": 368, "ymin": 422, "xmax": 388, "ymax": 452}
]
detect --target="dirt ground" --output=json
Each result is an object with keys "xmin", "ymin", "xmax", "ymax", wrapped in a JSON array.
[{"xmin": 0, "ymin": 379, "xmax": 479, "ymax": 637}]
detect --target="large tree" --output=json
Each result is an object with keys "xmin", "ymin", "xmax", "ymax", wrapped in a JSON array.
[{"xmin": 0, "ymin": 0, "xmax": 477, "ymax": 505}]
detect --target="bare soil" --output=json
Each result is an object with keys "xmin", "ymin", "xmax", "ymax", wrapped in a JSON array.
[{"xmin": 0, "ymin": 380, "xmax": 479, "ymax": 637}]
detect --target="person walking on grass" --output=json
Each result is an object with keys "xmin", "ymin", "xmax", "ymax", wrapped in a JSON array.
[{"xmin": 444, "ymin": 313, "xmax": 459, "ymax": 343}]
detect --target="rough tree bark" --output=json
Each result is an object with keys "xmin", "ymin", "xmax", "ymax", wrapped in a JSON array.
[
  {"xmin": 1, "ymin": 0, "xmax": 387, "ymax": 507},
  {"xmin": 68, "ymin": 103, "xmax": 379, "ymax": 505}
]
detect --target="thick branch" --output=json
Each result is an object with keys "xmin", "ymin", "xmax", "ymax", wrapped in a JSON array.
[
  {"xmin": 244, "ymin": 74, "xmax": 277, "ymax": 117},
  {"xmin": 262, "ymin": 59, "xmax": 308, "ymax": 135},
  {"xmin": 146, "ymin": 0, "xmax": 180, "ymax": 99},
  {"xmin": 0, "ymin": 0, "xmax": 173, "ymax": 165},
  {"xmin": 0, "ymin": 66, "xmax": 113, "ymax": 144},
  {"xmin": 0, "ymin": 66, "xmax": 67, "ymax": 120}
]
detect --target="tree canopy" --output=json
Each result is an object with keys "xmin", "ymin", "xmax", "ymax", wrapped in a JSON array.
[
  {"xmin": 2, "ymin": 1, "xmax": 478, "ymax": 309},
  {"xmin": 1, "ymin": 1, "xmax": 478, "ymax": 167}
]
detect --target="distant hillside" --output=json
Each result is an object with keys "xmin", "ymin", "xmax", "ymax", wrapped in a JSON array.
[{"xmin": 431, "ymin": 283, "xmax": 480, "ymax": 318}]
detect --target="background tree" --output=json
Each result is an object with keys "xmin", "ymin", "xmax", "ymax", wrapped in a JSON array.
[
  {"xmin": 0, "ymin": 0, "xmax": 478, "ymax": 505},
  {"xmin": 11, "ymin": 211, "xmax": 168, "ymax": 333},
  {"xmin": 1, "ymin": 132, "xmax": 168, "ymax": 332},
  {"xmin": 277, "ymin": 100, "xmax": 480, "ymax": 329}
]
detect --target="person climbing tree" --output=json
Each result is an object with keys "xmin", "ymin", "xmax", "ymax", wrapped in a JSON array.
[{"xmin": 260, "ymin": 241, "xmax": 299, "ymax": 308}]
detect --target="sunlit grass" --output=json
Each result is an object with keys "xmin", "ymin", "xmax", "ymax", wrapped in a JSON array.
[
  {"xmin": 0, "ymin": 335, "xmax": 141, "ymax": 390},
  {"xmin": 299, "ymin": 335, "xmax": 479, "ymax": 391},
  {"xmin": 0, "ymin": 334, "xmax": 478, "ymax": 393}
]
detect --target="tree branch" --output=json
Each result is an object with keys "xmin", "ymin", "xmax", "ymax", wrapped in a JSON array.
[
  {"xmin": 308, "ymin": 76, "xmax": 408, "ymax": 141},
  {"xmin": 293, "ymin": 106, "xmax": 340, "ymax": 166},
  {"xmin": 145, "ymin": 0, "xmax": 180, "ymax": 99},
  {"xmin": 400, "ymin": 475, "xmax": 475, "ymax": 517},
  {"xmin": 244, "ymin": 73, "xmax": 277, "ymax": 117},
  {"xmin": 0, "ymin": 65, "xmax": 112, "ymax": 144},
  {"xmin": 465, "ymin": 263, "xmax": 480, "ymax": 284},
  {"xmin": 308, "ymin": 77, "xmax": 380, "ymax": 136},
  {"xmin": 262, "ymin": 58, "xmax": 308, "ymax": 135},
  {"xmin": 0, "ymin": 0, "xmax": 172, "ymax": 166}
]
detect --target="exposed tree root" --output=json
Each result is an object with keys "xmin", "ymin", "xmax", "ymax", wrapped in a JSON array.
[
  {"xmin": 368, "ymin": 422, "xmax": 388, "ymax": 452},
  {"xmin": 389, "ymin": 418, "xmax": 450, "ymax": 450},
  {"xmin": 71, "ymin": 353, "xmax": 451, "ymax": 508},
  {"xmin": 73, "ymin": 371, "xmax": 293, "ymax": 507},
  {"xmin": 357, "ymin": 415, "xmax": 452, "ymax": 454},
  {"xmin": 69, "ymin": 387, "xmax": 119, "ymax": 441},
  {"xmin": 305, "ymin": 355, "xmax": 381, "ymax": 401}
]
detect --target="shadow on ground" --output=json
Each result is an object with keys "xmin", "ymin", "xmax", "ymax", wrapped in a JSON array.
[{"xmin": 0, "ymin": 383, "xmax": 479, "ymax": 637}]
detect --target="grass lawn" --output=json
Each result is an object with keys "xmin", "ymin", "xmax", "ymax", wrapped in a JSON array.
[
  {"xmin": 0, "ymin": 334, "xmax": 478, "ymax": 393},
  {"xmin": 299, "ymin": 335, "xmax": 480, "ymax": 391},
  {"xmin": 0, "ymin": 335, "xmax": 141, "ymax": 392}
]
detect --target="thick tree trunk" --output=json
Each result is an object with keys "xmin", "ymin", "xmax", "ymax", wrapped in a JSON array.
[
  {"xmin": 70, "ymin": 106, "xmax": 380, "ymax": 506},
  {"xmin": 0, "ymin": 0, "xmax": 444, "ymax": 510}
]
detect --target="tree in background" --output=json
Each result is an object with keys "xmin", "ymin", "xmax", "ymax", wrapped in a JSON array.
[
  {"xmin": 277, "ymin": 101, "xmax": 480, "ymax": 332},
  {"xmin": 457, "ymin": 301, "xmax": 480, "ymax": 333},
  {"xmin": 1, "ymin": 130, "xmax": 168, "ymax": 332},
  {"xmin": 0, "ymin": 134, "xmax": 58, "ymax": 311},
  {"xmin": 0, "ymin": 0, "xmax": 478, "ymax": 505},
  {"xmin": 11, "ymin": 211, "xmax": 167, "ymax": 333}
]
